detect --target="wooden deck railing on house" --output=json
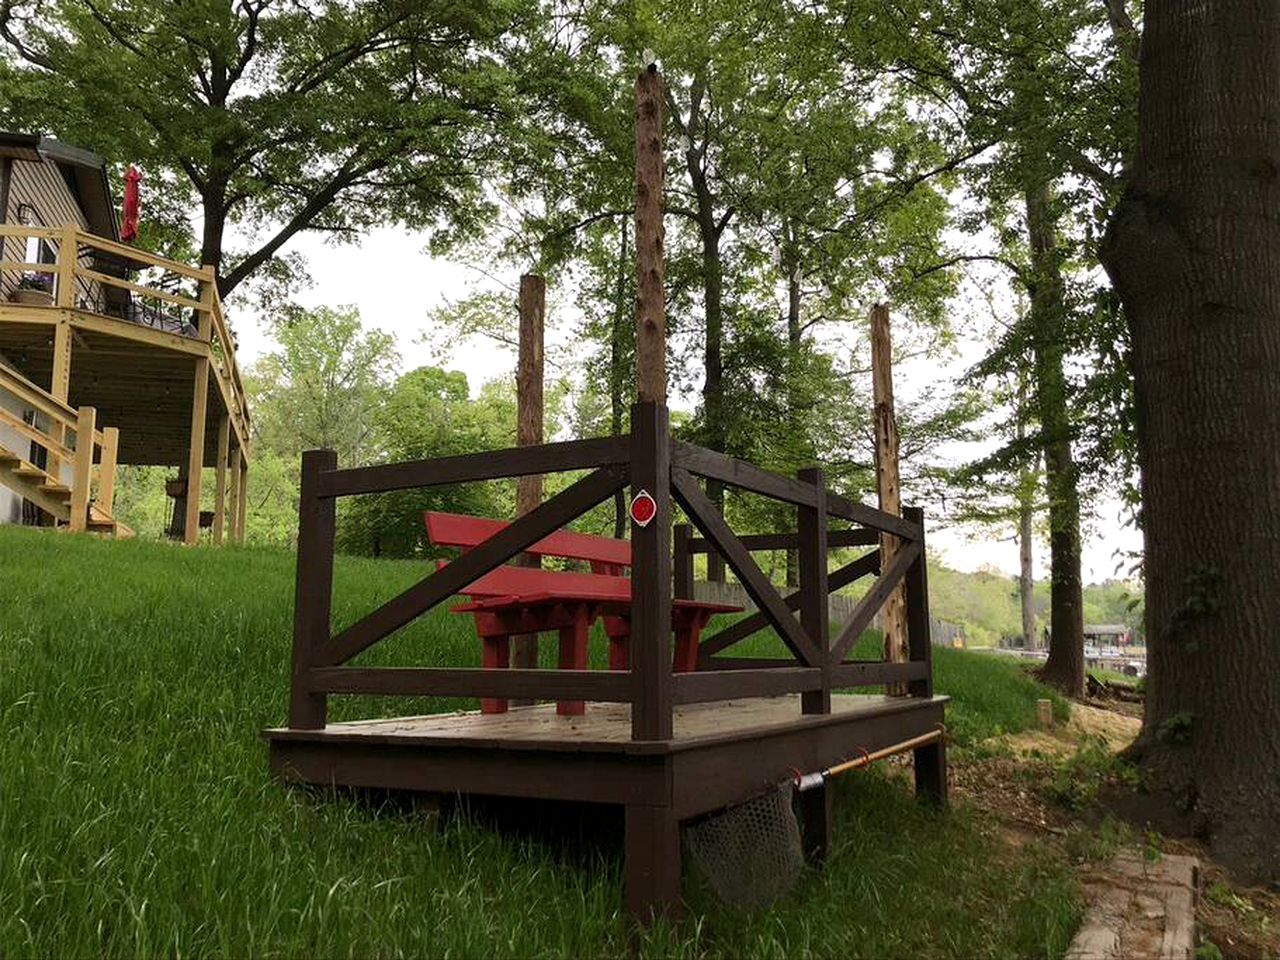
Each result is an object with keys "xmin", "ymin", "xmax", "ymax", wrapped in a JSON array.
[{"xmin": 0, "ymin": 224, "xmax": 250, "ymax": 449}]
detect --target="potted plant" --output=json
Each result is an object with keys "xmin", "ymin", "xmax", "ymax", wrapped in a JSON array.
[{"xmin": 10, "ymin": 272, "xmax": 54, "ymax": 306}]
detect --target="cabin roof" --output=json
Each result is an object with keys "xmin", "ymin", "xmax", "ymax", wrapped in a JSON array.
[{"xmin": 0, "ymin": 130, "xmax": 119, "ymax": 241}]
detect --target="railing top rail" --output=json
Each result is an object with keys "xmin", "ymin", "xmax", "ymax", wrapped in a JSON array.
[
  {"xmin": 671, "ymin": 440, "xmax": 922, "ymax": 541},
  {"xmin": 318, "ymin": 435, "xmax": 632, "ymax": 499},
  {"xmin": 0, "ymin": 224, "xmax": 62, "ymax": 240},
  {"xmin": 70, "ymin": 229, "xmax": 211, "ymax": 282},
  {"xmin": 0, "ymin": 363, "xmax": 106, "ymax": 447}
]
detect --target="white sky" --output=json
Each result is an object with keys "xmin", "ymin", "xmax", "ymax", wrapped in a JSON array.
[{"xmin": 227, "ymin": 224, "xmax": 1143, "ymax": 585}]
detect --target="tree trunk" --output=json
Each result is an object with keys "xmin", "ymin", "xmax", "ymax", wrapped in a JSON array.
[
  {"xmin": 1024, "ymin": 182, "xmax": 1085, "ymax": 696},
  {"xmin": 1099, "ymin": 0, "xmax": 1280, "ymax": 884},
  {"xmin": 1016, "ymin": 376, "xmax": 1038, "ymax": 648},
  {"xmin": 785, "ymin": 239, "xmax": 802, "ymax": 588},
  {"xmin": 1018, "ymin": 493, "xmax": 1036, "ymax": 648}
]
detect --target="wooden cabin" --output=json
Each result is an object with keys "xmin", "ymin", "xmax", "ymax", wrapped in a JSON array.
[{"xmin": 0, "ymin": 132, "xmax": 250, "ymax": 541}]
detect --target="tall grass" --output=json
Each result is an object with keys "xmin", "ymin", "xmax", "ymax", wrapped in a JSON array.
[{"xmin": 0, "ymin": 527, "xmax": 1080, "ymax": 957}]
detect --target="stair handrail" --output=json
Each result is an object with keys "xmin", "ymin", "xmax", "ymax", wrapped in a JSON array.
[{"xmin": 0, "ymin": 363, "xmax": 119, "ymax": 526}]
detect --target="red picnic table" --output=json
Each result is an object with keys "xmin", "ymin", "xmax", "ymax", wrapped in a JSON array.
[{"xmin": 425, "ymin": 512, "xmax": 741, "ymax": 715}]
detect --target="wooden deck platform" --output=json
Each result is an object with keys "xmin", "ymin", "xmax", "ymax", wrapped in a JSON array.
[{"xmin": 264, "ymin": 693, "xmax": 947, "ymax": 820}]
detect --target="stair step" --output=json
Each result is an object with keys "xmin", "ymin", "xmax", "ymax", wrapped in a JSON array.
[
  {"xmin": 40, "ymin": 482, "xmax": 72, "ymax": 498},
  {"xmin": 12, "ymin": 465, "xmax": 50, "ymax": 480}
]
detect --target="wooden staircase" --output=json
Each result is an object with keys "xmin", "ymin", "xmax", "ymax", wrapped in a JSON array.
[{"xmin": 0, "ymin": 365, "xmax": 130, "ymax": 537}]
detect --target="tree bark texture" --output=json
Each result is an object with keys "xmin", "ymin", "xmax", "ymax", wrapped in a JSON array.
[
  {"xmin": 634, "ymin": 66, "xmax": 667, "ymax": 406},
  {"xmin": 1100, "ymin": 0, "xmax": 1280, "ymax": 884},
  {"xmin": 1024, "ymin": 182, "xmax": 1085, "ymax": 697},
  {"xmin": 512, "ymin": 274, "xmax": 546, "ymax": 675},
  {"xmin": 870, "ymin": 303, "xmax": 909, "ymax": 692},
  {"xmin": 1016, "ymin": 376, "xmax": 1038, "ymax": 648}
]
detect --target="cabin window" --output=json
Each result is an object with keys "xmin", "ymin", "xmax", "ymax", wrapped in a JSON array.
[{"xmin": 17, "ymin": 205, "xmax": 53, "ymax": 264}]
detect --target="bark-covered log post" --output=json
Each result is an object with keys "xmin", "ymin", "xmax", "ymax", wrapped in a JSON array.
[
  {"xmin": 870, "ymin": 302, "xmax": 909, "ymax": 693},
  {"xmin": 512, "ymin": 274, "xmax": 546, "ymax": 677},
  {"xmin": 625, "ymin": 61, "xmax": 680, "ymax": 925},
  {"xmin": 634, "ymin": 64, "xmax": 666, "ymax": 405}
]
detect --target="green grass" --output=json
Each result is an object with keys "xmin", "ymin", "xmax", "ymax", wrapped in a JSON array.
[{"xmin": 0, "ymin": 526, "xmax": 1081, "ymax": 957}]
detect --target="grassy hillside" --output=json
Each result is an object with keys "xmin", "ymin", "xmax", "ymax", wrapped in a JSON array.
[{"xmin": 0, "ymin": 527, "xmax": 1080, "ymax": 957}]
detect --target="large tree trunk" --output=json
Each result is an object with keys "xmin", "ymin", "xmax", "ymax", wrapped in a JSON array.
[
  {"xmin": 1015, "ymin": 376, "xmax": 1038, "ymax": 648},
  {"xmin": 1100, "ymin": 0, "xmax": 1280, "ymax": 884},
  {"xmin": 1024, "ymin": 182, "xmax": 1086, "ymax": 696},
  {"xmin": 785, "ymin": 237, "xmax": 802, "ymax": 588}
]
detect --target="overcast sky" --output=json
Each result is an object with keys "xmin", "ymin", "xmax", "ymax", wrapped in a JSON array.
[{"xmin": 228, "ymin": 224, "xmax": 1143, "ymax": 585}]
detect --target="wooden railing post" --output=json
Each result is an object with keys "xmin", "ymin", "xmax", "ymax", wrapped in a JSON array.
[
  {"xmin": 68, "ymin": 405, "xmax": 95, "ymax": 532},
  {"xmin": 629, "ymin": 401, "xmax": 673, "ymax": 741},
  {"xmin": 197, "ymin": 264, "xmax": 216, "ymax": 341},
  {"xmin": 55, "ymin": 225, "xmax": 76, "ymax": 308},
  {"xmin": 902, "ymin": 505, "xmax": 933, "ymax": 698},
  {"xmin": 797, "ymin": 466, "xmax": 833, "ymax": 864},
  {"xmin": 98, "ymin": 426, "xmax": 118, "ymax": 517},
  {"xmin": 673, "ymin": 523, "xmax": 693, "ymax": 600},
  {"xmin": 797, "ymin": 466, "xmax": 830, "ymax": 714},
  {"xmin": 291, "ymin": 449, "xmax": 337, "ymax": 729}
]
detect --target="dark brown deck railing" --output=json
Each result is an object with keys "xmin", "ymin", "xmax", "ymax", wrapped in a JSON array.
[{"xmin": 288, "ymin": 401, "xmax": 934, "ymax": 741}]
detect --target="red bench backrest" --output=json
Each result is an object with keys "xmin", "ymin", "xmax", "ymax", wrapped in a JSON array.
[{"xmin": 423, "ymin": 510, "xmax": 631, "ymax": 575}]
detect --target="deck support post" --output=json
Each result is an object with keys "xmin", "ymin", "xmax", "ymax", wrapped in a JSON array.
[
  {"xmin": 290, "ymin": 449, "xmax": 336, "ymax": 728},
  {"xmin": 226, "ymin": 445, "xmax": 241, "ymax": 543},
  {"xmin": 47, "ymin": 317, "xmax": 72, "ymax": 481},
  {"xmin": 98, "ymin": 426, "xmax": 118, "ymax": 518},
  {"xmin": 902, "ymin": 504, "xmax": 946, "ymax": 806},
  {"xmin": 236, "ymin": 460, "xmax": 248, "ymax": 543},
  {"xmin": 797, "ymin": 465, "xmax": 832, "ymax": 860},
  {"xmin": 183, "ymin": 357, "xmax": 210, "ymax": 544},
  {"xmin": 212, "ymin": 415, "xmax": 230, "ymax": 544},
  {"xmin": 624, "ymin": 802, "xmax": 682, "ymax": 924},
  {"xmin": 68, "ymin": 405, "xmax": 95, "ymax": 532},
  {"xmin": 629, "ymin": 401, "xmax": 672, "ymax": 742}
]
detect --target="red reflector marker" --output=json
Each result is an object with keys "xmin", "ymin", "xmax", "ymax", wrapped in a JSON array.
[{"xmin": 630, "ymin": 489, "xmax": 657, "ymax": 527}]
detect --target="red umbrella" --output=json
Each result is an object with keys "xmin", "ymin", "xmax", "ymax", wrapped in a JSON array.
[{"xmin": 121, "ymin": 165, "xmax": 142, "ymax": 242}]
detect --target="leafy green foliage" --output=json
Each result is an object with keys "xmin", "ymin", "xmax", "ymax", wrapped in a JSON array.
[{"xmin": 0, "ymin": 0, "xmax": 528, "ymax": 292}]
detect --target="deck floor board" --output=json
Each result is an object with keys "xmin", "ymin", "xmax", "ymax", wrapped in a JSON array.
[{"xmin": 265, "ymin": 693, "xmax": 941, "ymax": 754}]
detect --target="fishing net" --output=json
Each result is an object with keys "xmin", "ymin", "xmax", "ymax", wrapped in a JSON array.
[{"xmin": 683, "ymin": 780, "xmax": 805, "ymax": 908}]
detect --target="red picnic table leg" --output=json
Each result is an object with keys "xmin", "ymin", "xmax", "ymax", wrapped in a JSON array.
[
  {"xmin": 604, "ymin": 616, "xmax": 630, "ymax": 670},
  {"xmin": 481, "ymin": 634, "xmax": 510, "ymax": 714},
  {"xmin": 557, "ymin": 605, "xmax": 591, "ymax": 715},
  {"xmin": 608, "ymin": 608, "xmax": 709, "ymax": 675},
  {"xmin": 671, "ymin": 609, "xmax": 708, "ymax": 673}
]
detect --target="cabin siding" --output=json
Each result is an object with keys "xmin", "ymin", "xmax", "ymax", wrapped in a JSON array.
[{"xmin": 1, "ymin": 157, "xmax": 99, "ymax": 306}]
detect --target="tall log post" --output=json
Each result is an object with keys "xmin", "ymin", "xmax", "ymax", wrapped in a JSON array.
[
  {"xmin": 625, "ymin": 63, "xmax": 679, "ymax": 926},
  {"xmin": 870, "ymin": 302, "xmax": 909, "ymax": 693},
  {"xmin": 634, "ymin": 64, "xmax": 666, "ymax": 405},
  {"xmin": 511, "ymin": 274, "xmax": 546, "ymax": 680}
]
